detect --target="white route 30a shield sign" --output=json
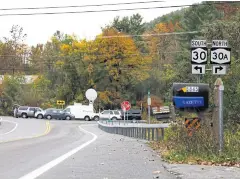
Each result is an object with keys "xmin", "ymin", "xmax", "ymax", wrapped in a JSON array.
[{"xmin": 210, "ymin": 48, "xmax": 231, "ymax": 64}]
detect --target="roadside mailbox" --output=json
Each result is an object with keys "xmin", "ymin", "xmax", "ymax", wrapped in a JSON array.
[{"xmin": 172, "ymin": 83, "xmax": 209, "ymax": 111}]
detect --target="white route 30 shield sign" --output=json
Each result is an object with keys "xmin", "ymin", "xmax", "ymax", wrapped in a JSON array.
[{"xmin": 191, "ymin": 47, "xmax": 208, "ymax": 64}]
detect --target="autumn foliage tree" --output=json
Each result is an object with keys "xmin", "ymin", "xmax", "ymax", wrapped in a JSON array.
[{"xmin": 93, "ymin": 27, "xmax": 151, "ymax": 107}]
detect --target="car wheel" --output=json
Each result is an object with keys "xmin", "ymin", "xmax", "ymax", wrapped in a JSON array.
[
  {"xmin": 22, "ymin": 113, "xmax": 28, "ymax": 118},
  {"xmin": 84, "ymin": 116, "xmax": 90, "ymax": 121},
  {"xmin": 37, "ymin": 114, "xmax": 43, "ymax": 119},
  {"xmin": 94, "ymin": 116, "xmax": 99, "ymax": 121},
  {"xmin": 46, "ymin": 115, "xmax": 52, "ymax": 120},
  {"xmin": 111, "ymin": 117, "xmax": 117, "ymax": 121},
  {"xmin": 65, "ymin": 116, "xmax": 71, "ymax": 120}
]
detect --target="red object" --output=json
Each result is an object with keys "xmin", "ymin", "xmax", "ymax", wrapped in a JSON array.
[{"xmin": 121, "ymin": 101, "xmax": 131, "ymax": 111}]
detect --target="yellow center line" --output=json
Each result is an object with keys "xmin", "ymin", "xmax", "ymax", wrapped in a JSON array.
[{"xmin": 0, "ymin": 120, "xmax": 51, "ymax": 144}]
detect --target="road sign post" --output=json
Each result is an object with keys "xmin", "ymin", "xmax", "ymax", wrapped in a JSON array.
[
  {"xmin": 189, "ymin": 39, "xmax": 231, "ymax": 152},
  {"xmin": 191, "ymin": 40, "xmax": 208, "ymax": 77},
  {"xmin": 147, "ymin": 90, "xmax": 151, "ymax": 124},
  {"xmin": 57, "ymin": 100, "xmax": 65, "ymax": 109},
  {"xmin": 219, "ymin": 84, "xmax": 224, "ymax": 152},
  {"xmin": 121, "ymin": 101, "xmax": 131, "ymax": 125}
]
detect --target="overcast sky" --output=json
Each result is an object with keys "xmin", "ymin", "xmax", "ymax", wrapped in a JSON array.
[{"xmin": 0, "ymin": 0, "xmax": 205, "ymax": 46}]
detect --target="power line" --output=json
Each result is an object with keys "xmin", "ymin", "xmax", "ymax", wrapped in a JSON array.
[
  {"xmin": 0, "ymin": 1, "xmax": 165, "ymax": 11},
  {"xmin": 100, "ymin": 31, "xmax": 200, "ymax": 38},
  {"xmin": 0, "ymin": 2, "xmax": 236, "ymax": 17},
  {"xmin": 0, "ymin": 50, "xmax": 190, "ymax": 57}
]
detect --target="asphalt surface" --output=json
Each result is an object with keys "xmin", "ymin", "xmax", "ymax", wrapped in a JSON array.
[
  {"xmin": 0, "ymin": 117, "xmax": 173, "ymax": 179},
  {"xmin": 0, "ymin": 116, "xmax": 239, "ymax": 179},
  {"xmin": 0, "ymin": 117, "xmax": 47, "ymax": 143}
]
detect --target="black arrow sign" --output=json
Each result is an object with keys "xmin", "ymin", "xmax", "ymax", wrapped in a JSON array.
[
  {"xmin": 215, "ymin": 66, "xmax": 223, "ymax": 73},
  {"xmin": 194, "ymin": 65, "xmax": 202, "ymax": 73}
]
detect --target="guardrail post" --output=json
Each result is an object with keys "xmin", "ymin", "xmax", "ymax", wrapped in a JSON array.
[
  {"xmin": 148, "ymin": 128, "xmax": 150, "ymax": 141},
  {"xmin": 135, "ymin": 128, "xmax": 137, "ymax": 138},
  {"xmin": 156, "ymin": 128, "xmax": 159, "ymax": 141},
  {"xmin": 152, "ymin": 128, "xmax": 154, "ymax": 141},
  {"xmin": 161, "ymin": 128, "xmax": 164, "ymax": 140},
  {"xmin": 143, "ymin": 128, "xmax": 147, "ymax": 139}
]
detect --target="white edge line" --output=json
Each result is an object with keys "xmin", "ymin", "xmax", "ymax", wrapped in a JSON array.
[
  {"xmin": 0, "ymin": 120, "xmax": 18, "ymax": 135},
  {"xmin": 19, "ymin": 125, "xmax": 98, "ymax": 179}
]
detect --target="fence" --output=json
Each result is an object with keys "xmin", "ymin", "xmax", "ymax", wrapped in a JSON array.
[{"xmin": 98, "ymin": 120, "xmax": 169, "ymax": 141}]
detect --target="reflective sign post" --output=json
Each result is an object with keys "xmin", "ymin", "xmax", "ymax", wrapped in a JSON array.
[
  {"xmin": 148, "ymin": 90, "xmax": 151, "ymax": 124},
  {"xmin": 219, "ymin": 84, "xmax": 224, "ymax": 152},
  {"xmin": 124, "ymin": 109, "xmax": 126, "ymax": 125},
  {"xmin": 121, "ymin": 101, "xmax": 131, "ymax": 125}
]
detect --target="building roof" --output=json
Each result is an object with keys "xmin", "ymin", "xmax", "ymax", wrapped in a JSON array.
[{"xmin": 0, "ymin": 75, "xmax": 39, "ymax": 85}]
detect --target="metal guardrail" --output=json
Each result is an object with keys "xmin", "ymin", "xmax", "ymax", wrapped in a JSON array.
[{"xmin": 98, "ymin": 120, "xmax": 169, "ymax": 141}]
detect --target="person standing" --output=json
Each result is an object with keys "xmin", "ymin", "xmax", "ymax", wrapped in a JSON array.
[{"xmin": 14, "ymin": 107, "xmax": 17, "ymax": 118}]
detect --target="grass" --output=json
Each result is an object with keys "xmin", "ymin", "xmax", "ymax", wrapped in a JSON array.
[{"xmin": 149, "ymin": 118, "xmax": 240, "ymax": 167}]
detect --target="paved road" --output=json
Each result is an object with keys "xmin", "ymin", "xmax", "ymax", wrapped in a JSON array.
[
  {"xmin": 0, "ymin": 117, "xmax": 239, "ymax": 179},
  {"xmin": 0, "ymin": 117, "xmax": 173, "ymax": 179},
  {"xmin": 0, "ymin": 117, "xmax": 48, "ymax": 143}
]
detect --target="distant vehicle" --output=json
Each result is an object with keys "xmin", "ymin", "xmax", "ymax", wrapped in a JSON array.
[
  {"xmin": 120, "ymin": 109, "xmax": 142, "ymax": 120},
  {"xmin": 43, "ymin": 108, "xmax": 75, "ymax": 120},
  {"xmin": 99, "ymin": 110, "xmax": 121, "ymax": 120},
  {"xmin": 34, "ymin": 108, "xmax": 45, "ymax": 119},
  {"xmin": 152, "ymin": 106, "xmax": 170, "ymax": 121},
  {"xmin": 16, "ymin": 106, "xmax": 40, "ymax": 118},
  {"xmin": 64, "ymin": 103, "xmax": 97, "ymax": 121}
]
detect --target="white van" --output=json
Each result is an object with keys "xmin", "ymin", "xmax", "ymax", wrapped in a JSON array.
[{"xmin": 64, "ymin": 103, "xmax": 99, "ymax": 121}]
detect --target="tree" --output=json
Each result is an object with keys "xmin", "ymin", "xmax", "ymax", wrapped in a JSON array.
[
  {"xmin": 111, "ymin": 13, "xmax": 147, "ymax": 52},
  {"xmin": 0, "ymin": 25, "xmax": 28, "ymax": 75},
  {"xmin": 202, "ymin": 16, "xmax": 240, "ymax": 124},
  {"xmin": 143, "ymin": 22, "xmax": 180, "ymax": 98},
  {"xmin": 92, "ymin": 27, "xmax": 151, "ymax": 107}
]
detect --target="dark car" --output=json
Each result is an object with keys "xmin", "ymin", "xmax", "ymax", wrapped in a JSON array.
[
  {"xmin": 44, "ymin": 108, "xmax": 75, "ymax": 120},
  {"xmin": 120, "ymin": 109, "xmax": 142, "ymax": 120}
]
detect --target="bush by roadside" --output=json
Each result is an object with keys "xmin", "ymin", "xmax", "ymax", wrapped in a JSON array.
[{"xmin": 150, "ymin": 118, "xmax": 240, "ymax": 167}]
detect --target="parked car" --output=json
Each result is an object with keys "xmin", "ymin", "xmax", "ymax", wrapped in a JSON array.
[
  {"xmin": 44, "ymin": 108, "xmax": 75, "ymax": 120},
  {"xmin": 99, "ymin": 110, "xmax": 121, "ymax": 120},
  {"xmin": 34, "ymin": 108, "xmax": 45, "ymax": 119},
  {"xmin": 61, "ymin": 108, "xmax": 75, "ymax": 120},
  {"xmin": 16, "ymin": 106, "xmax": 40, "ymax": 118},
  {"xmin": 120, "ymin": 109, "xmax": 142, "ymax": 120}
]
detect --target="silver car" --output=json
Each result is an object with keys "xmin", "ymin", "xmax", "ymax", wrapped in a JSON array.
[{"xmin": 16, "ymin": 106, "xmax": 39, "ymax": 118}]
